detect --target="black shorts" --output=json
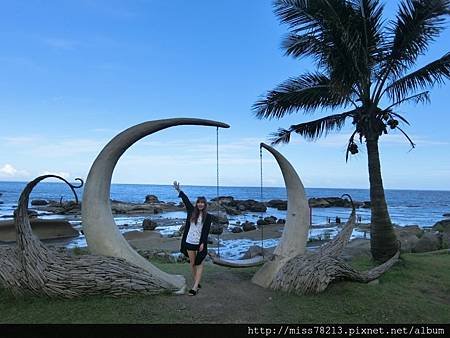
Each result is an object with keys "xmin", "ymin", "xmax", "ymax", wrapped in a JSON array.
[{"xmin": 185, "ymin": 242, "xmax": 200, "ymax": 251}]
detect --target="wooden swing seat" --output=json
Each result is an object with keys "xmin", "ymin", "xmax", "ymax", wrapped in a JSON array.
[{"xmin": 208, "ymin": 253, "xmax": 265, "ymax": 268}]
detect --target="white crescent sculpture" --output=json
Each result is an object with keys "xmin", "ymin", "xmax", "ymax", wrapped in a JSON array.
[
  {"xmin": 82, "ymin": 118, "xmax": 230, "ymax": 294},
  {"xmin": 252, "ymin": 143, "xmax": 310, "ymax": 288}
]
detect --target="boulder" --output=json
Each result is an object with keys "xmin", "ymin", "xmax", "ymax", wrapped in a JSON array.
[
  {"xmin": 264, "ymin": 216, "xmax": 277, "ymax": 224},
  {"xmin": 276, "ymin": 218, "xmax": 286, "ymax": 224},
  {"xmin": 362, "ymin": 201, "xmax": 371, "ymax": 208},
  {"xmin": 31, "ymin": 199, "xmax": 49, "ymax": 206},
  {"xmin": 211, "ymin": 196, "xmax": 234, "ymax": 204},
  {"xmin": 0, "ymin": 218, "xmax": 79, "ymax": 242},
  {"xmin": 236, "ymin": 199, "xmax": 267, "ymax": 212},
  {"xmin": 144, "ymin": 194, "xmax": 160, "ymax": 203},
  {"xmin": 142, "ymin": 218, "xmax": 158, "ymax": 231},
  {"xmin": 267, "ymin": 199, "xmax": 287, "ymax": 210},
  {"xmin": 231, "ymin": 226, "xmax": 243, "ymax": 233},
  {"xmin": 210, "ymin": 223, "xmax": 224, "ymax": 235},
  {"xmin": 413, "ymin": 232, "xmax": 441, "ymax": 253},
  {"xmin": 308, "ymin": 198, "xmax": 331, "ymax": 208},
  {"xmin": 210, "ymin": 211, "xmax": 229, "ymax": 225},
  {"xmin": 257, "ymin": 219, "xmax": 269, "ymax": 226},
  {"xmin": 397, "ymin": 233, "xmax": 419, "ymax": 253},
  {"xmin": 341, "ymin": 238, "xmax": 371, "ymax": 261},
  {"xmin": 222, "ymin": 205, "xmax": 241, "ymax": 215},
  {"xmin": 395, "ymin": 225, "xmax": 423, "ymax": 237},
  {"xmin": 308, "ymin": 197, "xmax": 362, "ymax": 208},
  {"xmin": 432, "ymin": 219, "xmax": 450, "ymax": 233},
  {"xmin": 242, "ymin": 221, "xmax": 256, "ymax": 232}
]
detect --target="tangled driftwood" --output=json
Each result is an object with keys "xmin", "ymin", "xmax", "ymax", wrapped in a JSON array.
[
  {"xmin": 270, "ymin": 197, "xmax": 400, "ymax": 294},
  {"xmin": 0, "ymin": 175, "xmax": 181, "ymax": 298}
]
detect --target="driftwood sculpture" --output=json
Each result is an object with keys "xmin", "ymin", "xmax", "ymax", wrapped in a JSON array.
[
  {"xmin": 271, "ymin": 198, "xmax": 400, "ymax": 294},
  {"xmin": 252, "ymin": 143, "xmax": 400, "ymax": 294},
  {"xmin": 0, "ymin": 175, "xmax": 183, "ymax": 298}
]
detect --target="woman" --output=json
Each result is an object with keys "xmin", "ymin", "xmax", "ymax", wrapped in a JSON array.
[{"xmin": 173, "ymin": 181, "xmax": 211, "ymax": 296}]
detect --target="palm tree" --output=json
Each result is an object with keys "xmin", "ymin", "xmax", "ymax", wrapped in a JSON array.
[{"xmin": 253, "ymin": 0, "xmax": 450, "ymax": 262}]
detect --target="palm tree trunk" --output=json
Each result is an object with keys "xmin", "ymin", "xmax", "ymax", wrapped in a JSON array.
[{"xmin": 366, "ymin": 136, "xmax": 398, "ymax": 262}]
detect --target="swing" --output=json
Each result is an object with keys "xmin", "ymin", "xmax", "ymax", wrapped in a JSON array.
[{"xmin": 208, "ymin": 128, "xmax": 266, "ymax": 268}]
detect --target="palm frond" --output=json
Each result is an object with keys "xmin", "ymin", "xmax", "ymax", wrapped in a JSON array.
[
  {"xmin": 396, "ymin": 126, "xmax": 416, "ymax": 149},
  {"xmin": 385, "ymin": 91, "xmax": 431, "ymax": 110},
  {"xmin": 385, "ymin": 53, "xmax": 450, "ymax": 102},
  {"xmin": 274, "ymin": 0, "xmax": 370, "ymax": 92},
  {"xmin": 269, "ymin": 110, "xmax": 355, "ymax": 145},
  {"xmin": 388, "ymin": 111, "xmax": 412, "ymax": 126},
  {"xmin": 253, "ymin": 72, "xmax": 349, "ymax": 119},
  {"xmin": 383, "ymin": 0, "xmax": 450, "ymax": 77}
]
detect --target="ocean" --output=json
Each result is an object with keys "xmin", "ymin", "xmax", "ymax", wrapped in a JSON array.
[
  {"xmin": 1, "ymin": 181, "xmax": 449, "ymax": 227},
  {"xmin": 1, "ymin": 181, "xmax": 449, "ymax": 259}
]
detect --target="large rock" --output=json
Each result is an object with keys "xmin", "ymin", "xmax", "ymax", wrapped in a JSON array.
[
  {"xmin": 31, "ymin": 199, "xmax": 49, "ymax": 206},
  {"xmin": 211, "ymin": 196, "xmax": 235, "ymax": 204},
  {"xmin": 395, "ymin": 225, "xmax": 423, "ymax": 237},
  {"xmin": 0, "ymin": 218, "xmax": 79, "ymax": 242},
  {"xmin": 341, "ymin": 238, "xmax": 371, "ymax": 261},
  {"xmin": 308, "ymin": 198, "xmax": 331, "ymax": 208},
  {"xmin": 210, "ymin": 211, "xmax": 229, "ymax": 225},
  {"xmin": 142, "ymin": 218, "xmax": 158, "ymax": 231},
  {"xmin": 144, "ymin": 194, "xmax": 160, "ymax": 203},
  {"xmin": 267, "ymin": 199, "xmax": 287, "ymax": 210},
  {"xmin": 308, "ymin": 197, "xmax": 363, "ymax": 208},
  {"xmin": 210, "ymin": 223, "xmax": 224, "ymax": 235},
  {"xmin": 361, "ymin": 201, "xmax": 371, "ymax": 208},
  {"xmin": 231, "ymin": 226, "xmax": 243, "ymax": 233},
  {"xmin": 432, "ymin": 219, "xmax": 450, "ymax": 233},
  {"xmin": 242, "ymin": 221, "xmax": 256, "ymax": 232},
  {"xmin": 237, "ymin": 200, "xmax": 267, "ymax": 212},
  {"xmin": 413, "ymin": 232, "xmax": 441, "ymax": 253},
  {"xmin": 397, "ymin": 233, "xmax": 420, "ymax": 253}
]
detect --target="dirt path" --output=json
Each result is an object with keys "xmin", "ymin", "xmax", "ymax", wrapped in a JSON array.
[{"xmin": 161, "ymin": 263, "xmax": 280, "ymax": 323}]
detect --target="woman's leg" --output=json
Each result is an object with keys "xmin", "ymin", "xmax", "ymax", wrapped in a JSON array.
[
  {"xmin": 193, "ymin": 262, "xmax": 204, "ymax": 290},
  {"xmin": 187, "ymin": 250, "xmax": 197, "ymax": 282}
]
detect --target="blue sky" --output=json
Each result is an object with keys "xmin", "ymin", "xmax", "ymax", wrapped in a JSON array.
[{"xmin": 0, "ymin": 0, "xmax": 449, "ymax": 190}]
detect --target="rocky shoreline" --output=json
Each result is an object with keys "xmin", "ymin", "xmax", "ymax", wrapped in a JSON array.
[{"xmin": 1, "ymin": 193, "xmax": 449, "ymax": 259}]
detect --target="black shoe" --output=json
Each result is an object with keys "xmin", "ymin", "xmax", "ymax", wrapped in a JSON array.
[
  {"xmin": 188, "ymin": 289, "xmax": 198, "ymax": 296},
  {"xmin": 198, "ymin": 284, "xmax": 202, "ymax": 289}
]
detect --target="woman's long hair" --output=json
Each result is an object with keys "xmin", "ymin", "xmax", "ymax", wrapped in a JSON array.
[{"xmin": 190, "ymin": 196, "xmax": 207, "ymax": 225}]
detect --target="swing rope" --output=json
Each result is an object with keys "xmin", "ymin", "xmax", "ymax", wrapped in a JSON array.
[
  {"xmin": 216, "ymin": 126, "xmax": 221, "ymax": 258},
  {"xmin": 260, "ymin": 145, "xmax": 264, "ymax": 259},
  {"xmin": 213, "ymin": 130, "xmax": 265, "ymax": 264}
]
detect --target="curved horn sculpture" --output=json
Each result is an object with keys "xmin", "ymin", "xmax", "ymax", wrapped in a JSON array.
[
  {"xmin": 252, "ymin": 143, "xmax": 310, "ymax": 288},
  {"xmin": 82, "ymin": 118, "xmax": 230, "ymax": 293},
  {"xmin": 1, "ymin": 175, "xmax": 182, "ymax": 298}
]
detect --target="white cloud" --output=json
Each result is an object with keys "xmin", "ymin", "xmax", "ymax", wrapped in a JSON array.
[{"xmin": 0, "ymin": 164, "xmax": 29, "ymax": 178}]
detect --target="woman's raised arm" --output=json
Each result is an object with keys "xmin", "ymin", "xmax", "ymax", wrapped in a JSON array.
[{"xmin": 173, "ymin": 180, "xmax": 194, "ymax": 212}]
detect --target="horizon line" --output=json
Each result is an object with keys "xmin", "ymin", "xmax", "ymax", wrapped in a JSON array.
[{"xmin": 1, "ymin": 180, "xmax": 449, "ymax": 193}]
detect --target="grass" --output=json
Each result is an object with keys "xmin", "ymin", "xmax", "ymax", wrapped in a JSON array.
[{"xmin": 0, "ymin": 253, "xmax": 449, "ymax": 323}]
